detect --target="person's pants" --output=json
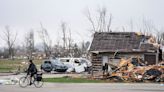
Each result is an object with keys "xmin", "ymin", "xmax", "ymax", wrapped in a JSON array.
[{"xmin": 30, "ymin": 73, "xmax": 36, "ymax": 83}]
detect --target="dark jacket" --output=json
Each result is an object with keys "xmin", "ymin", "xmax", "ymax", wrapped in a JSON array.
[{"xmin": 27, "ymin": 63, "xmax": 37, "ymax": 75}]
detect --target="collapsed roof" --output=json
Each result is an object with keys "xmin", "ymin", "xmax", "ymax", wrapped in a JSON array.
[{"xmin": 89, "ymin": 32, "xmax": 157, "ymax": 53}]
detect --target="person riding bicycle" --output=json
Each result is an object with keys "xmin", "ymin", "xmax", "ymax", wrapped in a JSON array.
[{"xmin": 27, "ymin": 60, "xmax": 37, "ymax": 85}]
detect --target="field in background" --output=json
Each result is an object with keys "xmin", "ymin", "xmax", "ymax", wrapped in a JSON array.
[{"xmin": 0, "ymin": 59, "xmax": 42, "ymax": 73}]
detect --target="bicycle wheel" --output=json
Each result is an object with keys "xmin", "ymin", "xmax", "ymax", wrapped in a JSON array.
[
  {"xmin": 33, "ymin": 79, "xmax": 44, "ymax": 88},
  {"xmin": 19, "ymin": 76, "xmax": 29, "ymax": 88}
]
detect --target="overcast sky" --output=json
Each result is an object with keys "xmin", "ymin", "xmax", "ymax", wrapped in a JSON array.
[{"xmin": 0, "ymin": 0, "xmax": 164, "ymax": 47}]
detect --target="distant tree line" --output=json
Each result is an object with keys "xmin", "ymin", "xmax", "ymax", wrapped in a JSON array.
[
  {"xmin": 0, "ymin": 6, "xmax": 164, "ymax": 59},
  {"xmin": 0, "ymin": 23, "xmax": 90, "ymax": 59}
]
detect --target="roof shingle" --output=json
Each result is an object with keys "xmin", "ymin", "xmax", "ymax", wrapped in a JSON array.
[{"xmin": 89, "ymin": 32, "xmax": 154, "ymax": 52}]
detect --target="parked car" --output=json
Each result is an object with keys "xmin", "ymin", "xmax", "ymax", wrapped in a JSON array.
[{"xmin": 41, "ymin": 59, "xmax": 68, "ymax": 72}]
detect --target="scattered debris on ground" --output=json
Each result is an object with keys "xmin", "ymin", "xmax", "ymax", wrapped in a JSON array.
[
  {"xmin": 0, "ymin": 76, "xmax": 19, "ymax": 85},
  {"xmin": 93, "ymin": 57, "xmax": 164, "ymax": 83}
]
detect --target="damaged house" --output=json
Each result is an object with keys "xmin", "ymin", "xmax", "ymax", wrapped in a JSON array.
[{"xmin": 89, "ymin": 32, "xmax": 162, "ymax": 75}]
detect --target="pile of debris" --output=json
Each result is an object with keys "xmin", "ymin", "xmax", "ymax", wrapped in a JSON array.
[{"xmin": 101, "ymin": 58, "xmax": 164, "ymax": 82}]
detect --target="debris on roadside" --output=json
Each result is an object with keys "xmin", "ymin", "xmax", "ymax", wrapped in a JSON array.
[
  {"xmin": 0, "ymin": 76, "xmax": 19, "ymax": 85},
  {"xmin": 93, "ymin": 57, "xmax": 164, "ymax": 83}
]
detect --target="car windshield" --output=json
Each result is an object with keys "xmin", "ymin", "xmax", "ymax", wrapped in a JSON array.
[
  {"xmin": 44, "ymin": 61, "xmax": 51, "ymax": 64},
  {"xmin": 52, "ymin": 59, "xmax": 64, "ymax": 65}
]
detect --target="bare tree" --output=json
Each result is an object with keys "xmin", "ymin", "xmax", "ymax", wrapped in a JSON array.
[
  {"xmin": 85, "ymin": 7, "xmax": 112, "ymax": 33},
  {"xmin": 161, "ymin": 32, "xmax": 164, "ymax": 45},
  {"xmin": 154, "ymin": 28, "xmax": 164, "ymax": 44},
  {"xmin": 24, "ymin": 30, "xmax": 35, "ymax": 59},
  {"xmin": 80, "ymin": 41, "xmax": 90, "ymax": 57},
  {"xmin": 130, "ymin": 19, "xmax": 134, "ymax": 32},
  {"xmin": 85, "ymin": 8, "xmax": 96, "ymax": 32},
  {"xmin": 39, "ymin": 23, "xmax": 52, "ymax": 58},
  {"xmin": 68, "ymin": 28, "xmax": 73, "ymax": 55},
  {"xmin": 141, "ymin": 17, "xmax": 155, "ymax": 36},
  {"xmin": 60, "ymin": 22, "xmax": 74, "ymax": 57},
  {"xmin": 73, "ymin": 43, "xmax": 81, "ymax": 57},
  {"xmin": 140, "ymin": 17, "xmax": 164, "ymax": 44},
  {"xmin": 1, "ymin": 26, "xmax": 17, "ymax": 59},
  {"xmin": 61, "ymin": 22, "xmax": 67, "ymax": 49},
  {"xmin": 122, "ymin": 26, "xmax": 126, "ymax": 32}
]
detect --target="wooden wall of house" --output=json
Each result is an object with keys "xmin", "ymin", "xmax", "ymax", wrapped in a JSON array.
[
  {"xmin": 144, "ymin": 53, "xmax": 158, "ymax": 65},
  {"xmin": 91, "ymin": 53, "xmax": 102, "ymax": 75},
  {"xmin": 91, "ymin": 52, "xmax": 158, "ymax": 76},
  {"xmin": 91, "ymin": 52, "xmax": 158, "ymax": 75}
]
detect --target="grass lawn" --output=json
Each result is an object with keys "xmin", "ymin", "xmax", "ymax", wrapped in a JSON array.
[
  {"xmin": 0, "ymin": 67, "xmax": 13, "ymax": 73},
  {"xmin": 44, "ymin": 77, "xmax": 106, "ymax": 83},
  {"xmin": 0, "ymin": 59, "xmax": 42, "ymax": 73}
]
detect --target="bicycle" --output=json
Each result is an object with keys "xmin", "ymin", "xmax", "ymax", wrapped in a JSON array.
[{"xmin": 19, "ymin": 73, "xmax": 44, "ymax": 88}]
